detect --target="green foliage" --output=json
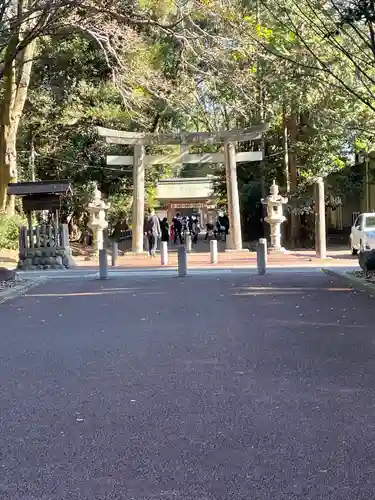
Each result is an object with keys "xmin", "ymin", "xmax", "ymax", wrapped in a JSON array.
[
  {"xmin": 0, "ymin": 213, "xmax": 27, "ymax": 250},
  {"xmin": 107, "ymin": 193, "xmax": 132, "ymax": 225}
]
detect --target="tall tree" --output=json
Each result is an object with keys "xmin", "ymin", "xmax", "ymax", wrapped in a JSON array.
[{"xmin": 0, "ymin": 0, "xmax": 191, "ymax": 211}]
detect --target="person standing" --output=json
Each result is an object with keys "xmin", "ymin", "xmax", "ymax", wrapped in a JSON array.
[
  {"xmin": 192, "ymin": 216, "xmax": 200, "ymax": 244},
  {"xmin": 144, "ymin": 208, "xmax": 161, "ymax": 258},
  {"xmin": 173, "ymin": 213, "xmax": 183, "ymax": 244},
  {"xmin": 160, "ymin": 217, "xmax": 169, "ymax": 243},
  {"xmin": 170, "ymin": 220, "xmax": 175, "ymax": 242}
]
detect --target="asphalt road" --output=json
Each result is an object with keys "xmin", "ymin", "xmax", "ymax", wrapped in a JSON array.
[{"xmin": 0, "ymin": 271, "xmax": 374, "ymax": 499}]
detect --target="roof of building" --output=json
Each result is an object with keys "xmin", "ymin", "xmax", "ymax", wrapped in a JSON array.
[{"xmin": 7, "ymin": 181, "xmax": 72, "ymax": 196}]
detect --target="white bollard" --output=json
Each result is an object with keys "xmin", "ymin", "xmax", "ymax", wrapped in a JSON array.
[
  {"xmin": 161, "ymin": 241, "xmax": 168, "ymax": 266},
  {"xmin": 99, "ymin": 248, "xmax": 108, "ymax": 279},
  {"xmin": 185, "ymin": 233, "xmax": 192, "ymax": 253},
  {"xmin": 178, "ymin": 246, "xmax": 187, "ymax": 277},
  {"xmin": 210, "ymin": 239, "xmax": 218, "ymax": 264},
  {"xmin": 257, "ymin": 238, "xmax": 267, "ymax": 275}
]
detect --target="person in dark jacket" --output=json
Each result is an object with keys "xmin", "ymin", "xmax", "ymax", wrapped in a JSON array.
[
  {"xmin": 144, "ymin": 208, "xmax": 161, "ymax": 258},
  {"xmin": 173, "ymin": 213, "xmax": 183, "ymax": 244},
  {"xmin": 160, "ymin": 217, "xmax": 169, "ymax": 243}
]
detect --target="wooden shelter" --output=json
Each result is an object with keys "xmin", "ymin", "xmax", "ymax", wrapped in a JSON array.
[{"xmin": 7, "ymin": 181, "xmax": 72, "ymax": 250}]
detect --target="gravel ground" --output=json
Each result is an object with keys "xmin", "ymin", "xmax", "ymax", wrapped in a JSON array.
[
  {"xmin": 0, "ymin": 274, "xmax": 28, "ymax": 292},
  {"xmin": 348, "ymin": 269, "xmax": 375, "ymax": 284},
  {"xmin": 0, "ymin": 272, "xmax": 375, "ymax": 499}
]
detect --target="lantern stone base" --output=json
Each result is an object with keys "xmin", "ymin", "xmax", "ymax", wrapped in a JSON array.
[
  {"xmin": 268, "ymin": 246, "xmax": 289, "ymax": 253},
  {"xmin": 224, "ymin": 248, "xmax": 249, "ymax": 252},
  {"xmin": 17, "ymin": 247, "xmax": 76, "ymax": 271}
]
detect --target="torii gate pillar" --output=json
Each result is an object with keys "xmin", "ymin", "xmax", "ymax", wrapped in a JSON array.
[
  {"xmin": 132, "ymin": 144, "xmax": 145, "ymax": 253},
  {"xmin": 224, "ymin": 140, "xmax": 243, "ymax": 250}
]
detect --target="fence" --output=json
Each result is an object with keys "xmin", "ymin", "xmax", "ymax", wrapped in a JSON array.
[
  {"xmin": 19, "ymin": 223, "xmax": 69, "ymax": 256},
  {"xmin": 119, "ymin": 229, "xmax": 132, "ymax": 240}
]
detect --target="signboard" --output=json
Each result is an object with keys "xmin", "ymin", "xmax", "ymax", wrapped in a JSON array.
[{"xmin": 170, "ymin": 203, "xmax": 206, "ymax": 209}]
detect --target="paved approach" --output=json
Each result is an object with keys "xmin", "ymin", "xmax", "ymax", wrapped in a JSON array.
[{"xmin": 0, "ymin": 272, "xmax": 374, "ymax": 499}]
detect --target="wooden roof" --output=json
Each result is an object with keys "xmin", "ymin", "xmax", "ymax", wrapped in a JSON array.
[{"xmin": 7, "ymin": 181, "xmax": 72, "ymax": 196}]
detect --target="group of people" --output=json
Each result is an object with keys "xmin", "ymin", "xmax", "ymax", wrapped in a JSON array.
[
  {"xmin": 205, "ymin": 215, "xmax": 229, "ymax": 242},
  {"xmin": 144, "ymin": 210, "xmax": 201, "ymax": 258},
  {"xmin": 167, "ymin": 214, "xmax": 201, "ymax": 245},
  {"xmin": 144, "ymin": 210, "xmax": 230, "ymax": 258}
]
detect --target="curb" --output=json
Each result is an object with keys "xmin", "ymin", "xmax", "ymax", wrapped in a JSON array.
[
  {"xmin": 322, "ymin": 268, "xmax": 375, "ymax": 295},
  {"xmin": 0, "ymin": 277, "xmax": 47, "ymax": 305}
]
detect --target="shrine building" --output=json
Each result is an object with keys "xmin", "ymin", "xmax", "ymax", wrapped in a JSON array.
[{"xmin": 155, "ymin": 176, "xmax": 217, "ymax": 224}]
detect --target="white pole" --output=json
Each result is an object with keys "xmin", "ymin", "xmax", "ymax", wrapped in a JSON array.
[
  {"xmin": 210, "ymin": 239, "xmax": 218, "ymax": 264},
  {"xmin": 178, "ymin": 246, "xmax": 187, "ymax": 277},
  {"xmin": 315, "ymin": 177, "xmax": 327, "ymax": 259},
  {"xmin": 185, "ymin": 233, "xmax": 192, "ymax": 253},
  {"xmin": 257, "ymin": 238, "xmax": 267, "ymax": 275},
  {"xmin": 161, "ymin": 241, "xmax": 168, "ymax": 265},
  {"xmin": 99, "ymin": 249, "xmax": 108, "ymax": 279}
]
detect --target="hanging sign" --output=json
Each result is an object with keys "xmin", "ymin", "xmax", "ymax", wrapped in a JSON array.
[{"xmin": 170, "ymin": 203, "xmax": 206, "ymax": 209}]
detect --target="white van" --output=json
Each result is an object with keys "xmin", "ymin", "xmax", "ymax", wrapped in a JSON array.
[{"xmin": 350, "ymin": 213, "xmax": 375, "ymax": 254}]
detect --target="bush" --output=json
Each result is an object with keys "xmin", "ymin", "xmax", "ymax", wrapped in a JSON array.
[{"xmin": 0, "ymin": 212, "xmax": 27, "ymax": 250}]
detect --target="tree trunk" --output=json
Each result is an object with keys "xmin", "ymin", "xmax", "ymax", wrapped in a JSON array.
[
  {"xmin": 283, "ymin": 107, "xmax": 290, "ymax": 193},
  {"xmin": 282, "ymin": 106, "xmax": 290, "ymax": 243},
  {"xmin": 0, "ymin": 30, "xmax": 17, "ymax": 212},
  {"xmin": 0, "ymin": 39, "xmax": 36, "ymax": 213},
  {"xmin": 287, "ymin": 110, "xmax": 300, "ymax": 247}
]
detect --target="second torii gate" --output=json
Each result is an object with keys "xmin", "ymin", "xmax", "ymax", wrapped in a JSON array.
[{"xmin": 97, "ymin": 125, "xmax": 267, "ymax": 253}]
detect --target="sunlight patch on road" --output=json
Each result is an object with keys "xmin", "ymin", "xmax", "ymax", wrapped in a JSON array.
[
  {"xmin": 265, "ymin": 318, "xmax": 366, "ymax": 329},
  {"xmin": 26, "ymin": 290, "xmax": 166, "ymax": 298},
  {"xmin": 232, "ymin": 286, "xmax": 352, "ymax": 295}
]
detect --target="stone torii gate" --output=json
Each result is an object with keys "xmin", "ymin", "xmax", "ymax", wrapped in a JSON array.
[{"xmin": 97, "ymin": 125, "xmax": 267, "ymax": 253}]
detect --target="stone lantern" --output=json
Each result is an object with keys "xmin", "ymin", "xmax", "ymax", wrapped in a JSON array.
[
  {"xmin": 261, "ymin": 180, "xmax": 288, "ymax": 251},
  {"xmin": 88, "ymin": 184, "xmax": 110, "ymax": 254}
]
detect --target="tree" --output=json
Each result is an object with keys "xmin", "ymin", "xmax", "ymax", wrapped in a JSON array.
[{"xmin": 0, "ymin": 0, "xmax": 192, "ymax": 212}]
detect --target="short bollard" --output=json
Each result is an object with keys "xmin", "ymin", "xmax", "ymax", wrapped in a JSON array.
[
  {"xmin": 178, "ymin": 246, "xmax": 187, "ymax": 277},
  {"xmin": 257, "ymin": 238, "xmax": 267, "ymax": 275},
  {"xmin": 161, "ymin": 241, "xmax": 168, "ymax": 266},
  {"xmin": 210, "ymin": 239, "xmax": 218, "ymax": 264},
  {"xmin": 185, "ymin": 233, "xmax": 192, "ymax": 253},
  {"xmin": 111, "ymin": 240, "xmax": 118, "ymax": 267},
  {"xmin": 99, "ymin": 248, "xmax": 108, "ymax": 279}
]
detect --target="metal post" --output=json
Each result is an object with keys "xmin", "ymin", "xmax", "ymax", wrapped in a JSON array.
[
  {"xmin": 177, "ymin": 246, "xmax": 187, "ymax": 277},
  {"xmin": 185, "ymin": 233, "xmax": 192, "ymax": 253},
  {"xmin": 210, "ymin": 239, "xmax": 218, "ymax": 264},
  {"xmin": 99, "ymin": 249, "xmax": 108, "ymax": 279},
  {"xmin": 257, "ymin": 238, "xmax": 267, "ymax": 275},
  {"xmin": 111, "ymin": 240, "xmax": 118, "ymax": 267},
  {"xmin": 161, "ymin": 241, "xmax": 168, "ymax": 265}
]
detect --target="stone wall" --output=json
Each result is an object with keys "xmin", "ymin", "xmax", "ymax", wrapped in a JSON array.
[{"xmin": 18, "ymin": 246, "xmax": 76, "ymax": 271}]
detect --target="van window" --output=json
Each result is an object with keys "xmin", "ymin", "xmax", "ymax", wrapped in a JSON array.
[
  {"xmin": 355, "ymin": 215, "xmax": 363, "ymax": 228},
  {"xmin": 364, "ymin": 216, "xmax": 375, "ymax": 228}
]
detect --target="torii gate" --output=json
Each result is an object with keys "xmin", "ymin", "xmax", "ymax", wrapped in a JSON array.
[{"xmin": 97, "ymin": 125, "xmax": 267, "ymax": 253}]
